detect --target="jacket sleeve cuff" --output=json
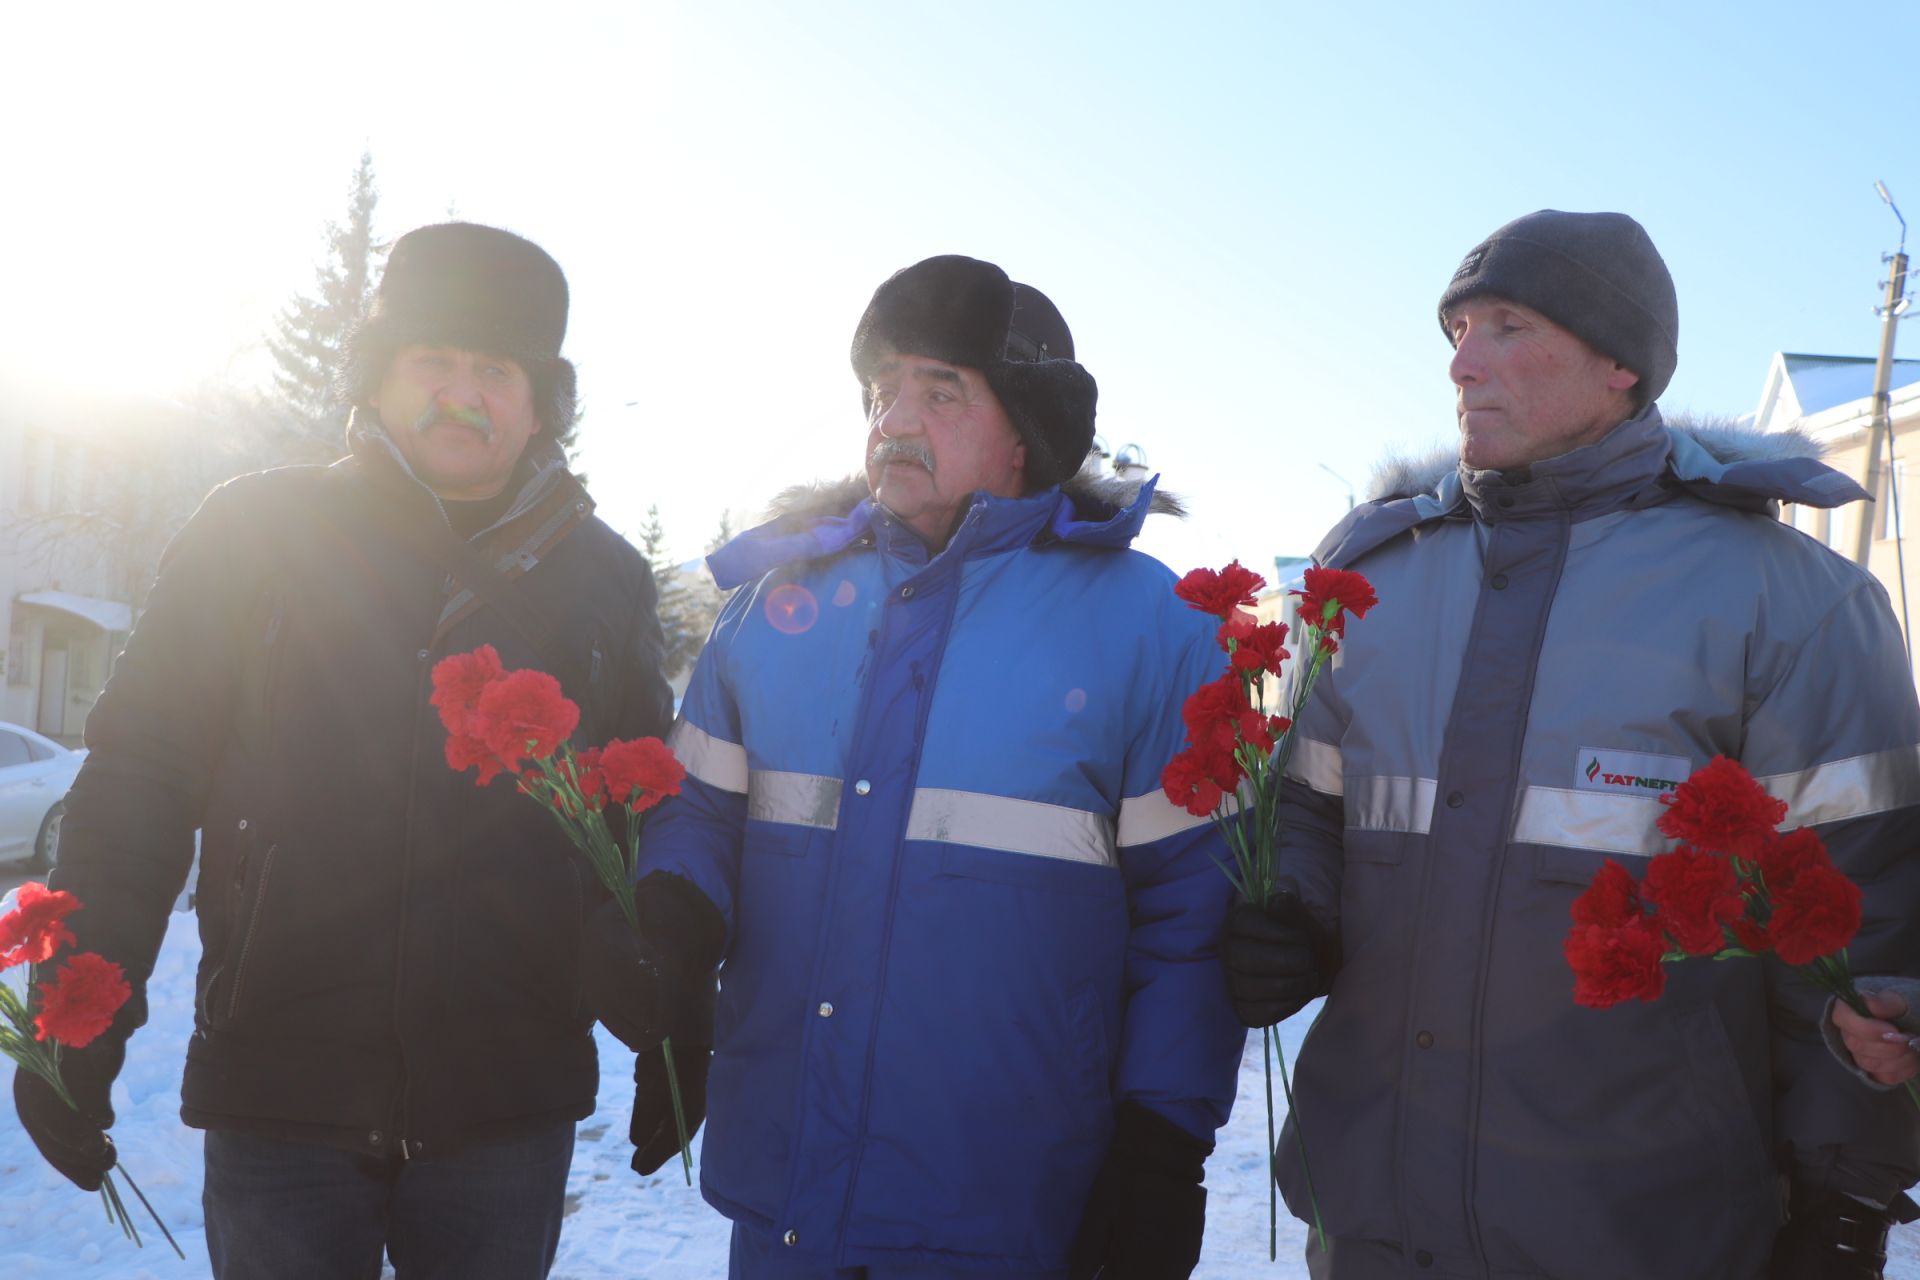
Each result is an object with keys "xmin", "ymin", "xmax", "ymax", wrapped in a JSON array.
[{"xmin": 1820, "ymin": 977, "xmax": 1920, "ymax": 1092}]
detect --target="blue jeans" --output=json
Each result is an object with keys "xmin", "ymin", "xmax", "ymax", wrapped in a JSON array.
[
  {"xmin": 729, "ymin": 1224, "xmax": 1070, "ymax": 1279},
  {"xmin": 202, "ymin": 1122, "xmax": 575, "ymax": 1280}
]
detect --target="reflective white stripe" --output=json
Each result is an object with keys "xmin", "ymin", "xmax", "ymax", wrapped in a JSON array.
[
  {"xmin": 1510, "ymin": 786, "xmax": 1666, "ymax": 857},
  {"xmin": 1347, "ymin": 776, "xmax": 1437, "ymax": 835},
  {"xmin": 1117, "ymin": 787, "xmax": 1215, "ymax": 848},
  {"xmin": 1759, "ymin": 746, "xmax": 1920, "ymax": 827},
  {"xmin": 906, "ymin": 788, "xmax": 1116, "ymax": 866},
  {"xmin": 666, "ymin": 719, "xmax": 748, "ymax": 794},
  {"xmin": 748, "ymin": 771, "xmax": 841, "ymax": 830},
  {"xmin": 1285, "ymin": 736, "xmax": 1344, "ymax": 796}
]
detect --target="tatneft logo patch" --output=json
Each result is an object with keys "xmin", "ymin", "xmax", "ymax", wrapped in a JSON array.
[
  {"xmin": 1576, "ymin": 747, "xmax": 1692, "ymax": 795},
  {"xmin": 1451, "ymin": 248, "xmax": 1485, "ymax": 282}
]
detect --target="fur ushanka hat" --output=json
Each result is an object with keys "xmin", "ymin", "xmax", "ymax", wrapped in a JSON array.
[
  {"xmin": 850, "ymin": 254, "xmax": 1098, "ymax": 492},
  {"xmin": 341, "ymin": 222, "xmax": 579, "ymax": 432}
]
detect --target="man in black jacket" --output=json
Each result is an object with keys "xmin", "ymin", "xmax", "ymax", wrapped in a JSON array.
[{"xmin": 12, "ymin": 222, "xmax": 676, "ymax": 1279}]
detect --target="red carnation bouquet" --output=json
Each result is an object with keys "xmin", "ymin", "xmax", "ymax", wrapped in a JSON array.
[
  {"xmin": 1161, "ymin": 562, "xmax": 1378, "ymax": 1258},
  {"xmin": 1, "ymin": 882, "xmax": 183, "ymax": 1256},
  {"xmin": 431, "ymin": 645, "xmax": 697, "ymax": 1178},
  {"xmin": 1564, "ymin": 755, "xmax": 1919, "ymax": 1109}
]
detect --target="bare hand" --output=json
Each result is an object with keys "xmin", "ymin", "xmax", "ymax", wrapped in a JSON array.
[{"xmin": 1832, "ymin": 991, "xmax": 1920, "ymax": 1087}]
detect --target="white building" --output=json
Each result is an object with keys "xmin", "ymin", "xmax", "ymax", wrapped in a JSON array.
[
  {"xmin": 1759, "ymin": 351, "xmax": 1920, "ymax": 678},
  {"xmin": 0, "ymin": 375, "xmax": 226, "ymax": 744}
]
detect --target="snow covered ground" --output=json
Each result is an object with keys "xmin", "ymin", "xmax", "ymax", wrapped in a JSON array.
[{"xmin": 3, "ymin": 908, "xmax": 1918, "ymax": 1278}]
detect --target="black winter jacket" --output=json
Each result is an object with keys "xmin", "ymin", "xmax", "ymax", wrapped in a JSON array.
[{"xmin": 49, "ymin": 430, "xmax": 673, "ymax": 1158}]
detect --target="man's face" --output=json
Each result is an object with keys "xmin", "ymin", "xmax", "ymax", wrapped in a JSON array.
[
  {"xmin": 370, "ymin": 344, "xmax": 541, "ymax": 500},
  {"xmin": 1445, "ymin": 297, "xmax": 1641, "ymax": 471},
  {"xmin": 864, "ymin": 351, "xmax": 1026, "ymax": 547}
]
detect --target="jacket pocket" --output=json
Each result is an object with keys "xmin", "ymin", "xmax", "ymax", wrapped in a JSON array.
[
  {"xmin": 936, "ymin": 843, "xmax": 1126, "ymax": 899},
  {"xmin": 207, "ymin": 843, "xmax": 279, "ymax": 1030}
]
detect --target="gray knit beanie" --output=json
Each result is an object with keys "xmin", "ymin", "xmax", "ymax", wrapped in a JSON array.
[{"xmin": 1438, "ymin": 210, "xmax": 1678, "ymax": 406}]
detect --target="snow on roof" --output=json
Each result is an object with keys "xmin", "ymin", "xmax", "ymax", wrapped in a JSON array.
[{"xmin": 17, "ymin": 589, "xmax": 133, "ymax": 632}]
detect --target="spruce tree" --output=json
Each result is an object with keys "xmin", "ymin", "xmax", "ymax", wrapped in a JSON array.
[
  {"xmin": 638, "ymin": 504, "xmax": 705, "ymax": 682},
  {"xmin": 265, "ymin": 150, "xmax": 383, "ymax": 462}
]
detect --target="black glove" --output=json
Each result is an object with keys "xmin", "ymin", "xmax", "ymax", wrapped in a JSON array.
[
  {"xmin": 1068, "ymin": 1101, "xmax": 1211, "ymax": 1280},
  {"xmin": 14, "ymin": 1047, "xmax": 121, "ymax": 1192},
  {"xmin": 630, "ymin": 1034, "xmax": 712, "ymax": 1176},
  {"xmin": 1769, "ymin": 1186, "xmax": 1915, "ymax": 1279},
  {"xmin": 579, "ymin": 872, "xmax": 725, "ymax": 1054},
  {"xmin": 1222, "ymin": 889, "xmax": 1337, "ymax": 1029}
]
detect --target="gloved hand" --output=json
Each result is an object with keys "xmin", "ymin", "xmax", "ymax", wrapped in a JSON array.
[
  {"xmin": 14, "ymin": 1046, "xmax": 121, "ymax": 1191},
  {"xmin": 1068, "ymin": 1101, "xmax": 1211, "ymax": 1280},
  {"xmin": 579, "ymin": 872, "xmax": 725, "ymax": 1054},
  {"xmin": 630, "ymin": 1035, "xmax": 711, "ymax": 1176},
  {"xmin": 1769, "ymin": 1186, "xmax": 1913, "ymax": 1279},
  {"xmin": 1222, "ymin": 888, "xmax": 1338, "ymax": 1029}
]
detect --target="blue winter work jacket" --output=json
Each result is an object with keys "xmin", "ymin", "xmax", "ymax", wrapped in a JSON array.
[{"xmin": 638, "ymin": 476, "xmax": 1244, "ymax": 1271}]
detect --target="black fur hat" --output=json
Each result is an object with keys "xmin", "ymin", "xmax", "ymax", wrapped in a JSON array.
[
  {"xmin": 850, "ymin": 255, "xmax": 1097, "ymax": 491},
  {"xmin": 341, "ymin": 222, "xmax": 578, "ymax": 433},
  {"xmin": 1438, "ymin": 210, "xmax": 1678, "ymax": 407}
]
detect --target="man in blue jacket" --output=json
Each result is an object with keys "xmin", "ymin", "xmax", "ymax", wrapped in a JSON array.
[{"xmin": 583, "ymin": 254, "xmax": 1245, "ymax": 1278}]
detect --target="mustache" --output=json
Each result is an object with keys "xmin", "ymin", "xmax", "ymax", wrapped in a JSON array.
[
  {"xmin": 412, "ymin": 401, "xmax": 494, "ymax": 441},
  {"xmin": 869, "ymin": 439, "xmax": 934, "ymax": 474}
]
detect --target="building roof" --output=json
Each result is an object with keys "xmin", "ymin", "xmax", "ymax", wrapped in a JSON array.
[{"xmin": 1753, "ymin": 352, "xmax": 1920, "ymax": 438}]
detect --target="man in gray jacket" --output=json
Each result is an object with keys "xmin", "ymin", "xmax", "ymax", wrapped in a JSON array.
[{"xmin": 1227, "ymin": 209, "xmax": 1920, "ymax": 1278}]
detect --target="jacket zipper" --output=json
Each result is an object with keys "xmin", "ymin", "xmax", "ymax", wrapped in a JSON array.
[
  {"xmin": 388, "ymin": 583, "xmax": 447, "ymax": 1155},
  {"xmin": 225, "ymin": 844, "xmax": 279, "ymax": 1023}
]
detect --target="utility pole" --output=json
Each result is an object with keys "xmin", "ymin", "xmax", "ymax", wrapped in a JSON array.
[{"xmin": 1852, "ymin": 181, "xmax": 1911, "ymax": 564}]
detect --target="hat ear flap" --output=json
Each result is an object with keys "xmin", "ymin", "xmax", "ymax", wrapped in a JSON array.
[{"xmin": 986, "ymin": 360, "xmax": 1098, "ymax": 492}]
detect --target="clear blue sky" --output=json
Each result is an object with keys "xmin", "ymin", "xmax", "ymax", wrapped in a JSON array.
[{"xmin": 5, "ymin": 0, "xmax": 1913, "ymax": 571}]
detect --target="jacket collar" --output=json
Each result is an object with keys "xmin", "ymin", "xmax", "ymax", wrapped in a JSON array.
[
  {"xmin": 345, "ymin": 408, "xmax": 582, "ymax": 534},
  {"xmin": 706, "ymin": 474, "xmax": 1165, "ymax": 591},
  {"xmin": 1313, "ymin": 406, "xmax": 1868, "ymax": 569},
  {"xmin": 1459, "ymin": 404, "xmax": 1672, "ymax": 524}
]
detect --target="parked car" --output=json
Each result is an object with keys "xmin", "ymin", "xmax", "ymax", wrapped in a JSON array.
[{"xmin": 0, "ymin": 721, "xmax": 85, "ymax": 869}]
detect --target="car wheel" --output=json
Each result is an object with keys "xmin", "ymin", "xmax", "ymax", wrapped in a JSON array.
[{"xmin": 31, "ymin": 801, "xmax": 64, "ymax": 871}]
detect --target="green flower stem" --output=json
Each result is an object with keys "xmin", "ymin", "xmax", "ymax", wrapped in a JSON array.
[
  {"xmin": 1272, "ymin": 1027, "xmax": 1326, "ymax": 1254},
  {"xmin": 661, "ymin": 1037, "xmax": 694, "ymax": 1185},
  {"xmin": 530, "ymin": 747, "xmax": 694, "ymax": 1180},
  {"xmin": 1261, "ymin": 1029, "xmax": 1276, "ymax": 1261},
  {"xmin": 1206, "ymin": 619, "xmax": 1338, "ymax": 1258}
]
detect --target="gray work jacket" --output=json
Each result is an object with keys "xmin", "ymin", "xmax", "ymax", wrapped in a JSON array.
[{"xmin": 1276, "ymin": 408, "xmax": 1920, "ymax": 1279}]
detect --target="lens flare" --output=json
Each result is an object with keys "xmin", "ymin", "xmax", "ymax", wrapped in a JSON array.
[
  {"xmin": 1064, "ymin": 688, "xmax": 1088, "ymax": 713},
  {"xmin": 832, "ymin": 579, "xmax": 858, "ymax": 608},
  {"xmin": 765, "ymin": 584, "xmax": 820, "ymax": 635}
]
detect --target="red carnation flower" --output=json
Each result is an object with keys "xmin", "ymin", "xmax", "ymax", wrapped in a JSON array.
[
  {"xmin": 1161, "ymin": 745, "xmax": 1242, "ymax": 818},
  {"xmin": 1230, "ymin": 621, "xmax": 1292, "ymax": 676},
  {"xmin": 1564, "ymin": 917, "xmax": 1668, "ymax": 1009},
  {"xmin": 1292, "ymin": 568, "xmax": 1378, "ymax": 638},
  {"xmin": 1655, "ymin": 756, "xmax": 1785, "ymax": 859},
  {"xmin": 1728, "ymin": 916, "xmax": 1771, "ymax": 953},
  {"xmin": 1766, "ymin": 863, "xmax": 1862, "ymax": 966},
  {"xmin": 1182, "ymin": 673, "xmax": 1254, "ymax": 743},
  {"xmin": 0, "ymin": 881, "xmax": 82, "ymax": 969},
  {"xmin": 471, "ymin": 670, "xmax": 580, "ymax": 766},
  {"xmin": 1175, "ymin": 562, "xmax": 1267, "ymax": 619},
  {"xmin": 1642, "ymin": 847, "xmax": 1747, "ymax": 956},
  {"xmin": 599, "ymin": 738, "xmax": 686, "ymax": 813},
  {"xmin": 445, "ymin": 730, "xmax": 513, "ymax": 785},
  {"xmin": 571, "ymin": 747, "xmax": 609, "ymax": 810},
  {"xmin": 1570, "ymin": 858, "xmax": 1644, "ymax": 929},
  {"xmin": 430, "ymin": 645, "xmax": 506, "ymax": 737},
  {"xmin": 1755, "ymin": 826, "xmax": 1830, "ymax": 893},
  {"xmin": 33, "ymin": 951, "xmax": 131, "ymax": 1048}
]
